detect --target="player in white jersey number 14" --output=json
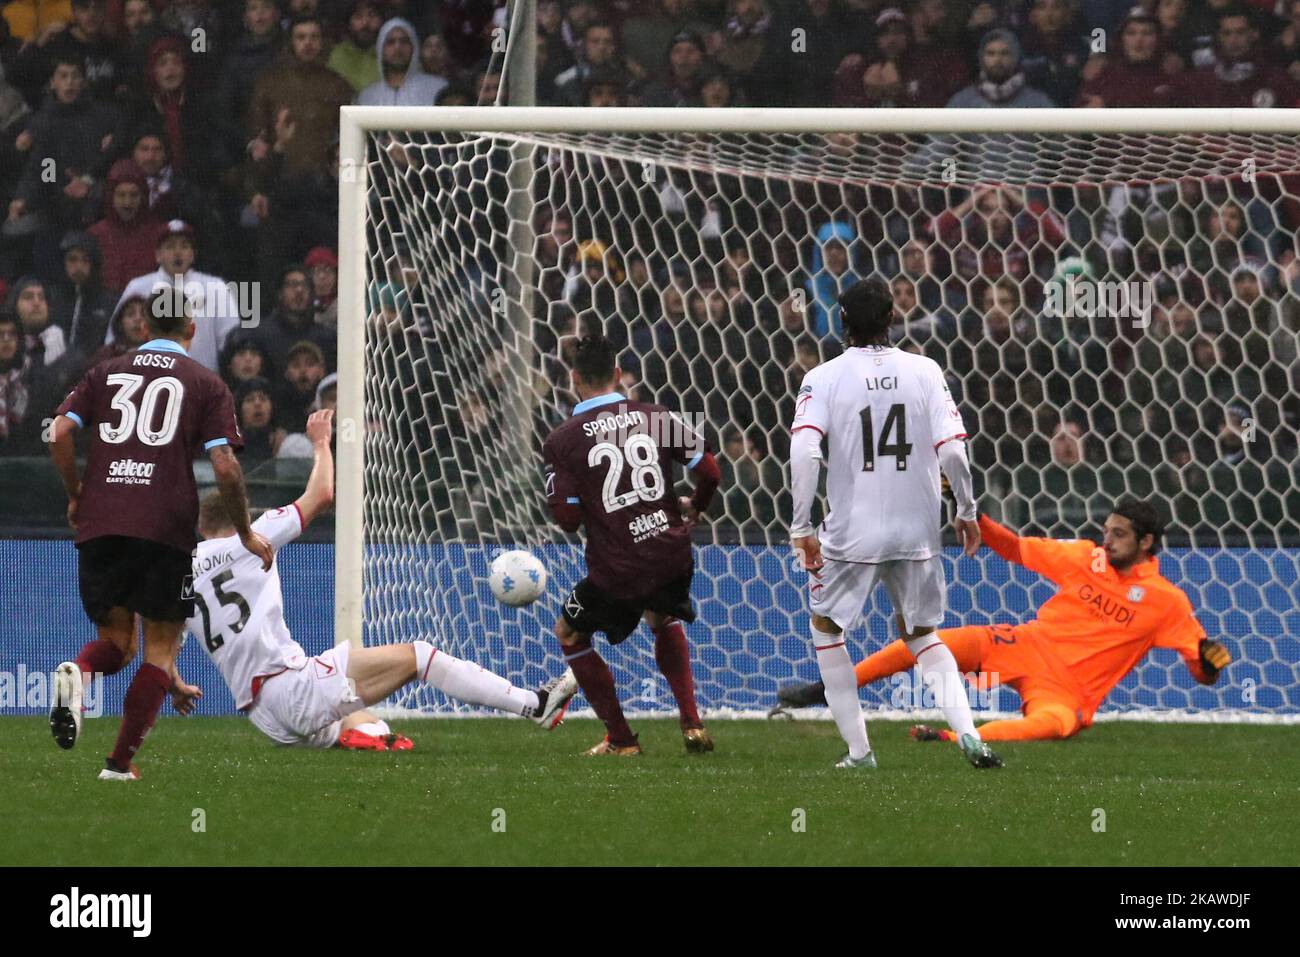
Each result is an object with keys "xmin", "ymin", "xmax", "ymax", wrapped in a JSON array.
[
  {"xmin": 178, "ymin": 409, "xmax": 578, "ymax": 752},
  {"xmin": 788, "ymin": 279, "xmax": 1003, "ymax": 770}
]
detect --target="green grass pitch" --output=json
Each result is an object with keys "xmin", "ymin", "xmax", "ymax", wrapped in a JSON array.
[{"xmin": 3, "ymin": 716, "xmax": 1296, "ymax": 866}]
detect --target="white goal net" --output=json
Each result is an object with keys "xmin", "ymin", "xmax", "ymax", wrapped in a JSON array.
[{"xmin": 338, "ymin": 108, "xmax": 1300, "ymax": 720}]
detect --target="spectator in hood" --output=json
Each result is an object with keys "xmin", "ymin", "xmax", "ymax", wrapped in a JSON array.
[
  {"xmin": 7, "ymin": 276, "xmax": 65, "ymax": 369},
  {"xmin": 219, "ymin": 331, "xmax": 274, "ymax": 393},
  {"xmin": 233, "ymin": 374, "xmax": 285, "ymax": 465},
  {"xmin": 947, "ymin": 29, "xmax": 1058, "ymax": 107},
  {"xmin": 124, "ymin": 35, "xmax": 230, "ymax": 186},
  {"xmin": 247, "ymin": 13, "xmax": 353, "ymax": 176},
  {"xmin": 106, "ymin": 219, "xmax": 242, "ymax": 372},
  {"xmin": 85, "ymin": 289, "xmax": 148, "ymax": 366},
  {"xmin": 328, "ymin": 0, "xmax": 382, "ymax": 92},
  {"xmin": 48, "ymin": 229, "xmax": 114, "ymax": 360},
  {"xmin": 87, "ymin": 157, "xmax": 161, "ymax": 293},
  {"xmin": 357, "ymin": 17, "xmax": 446, "ymax": 106}
]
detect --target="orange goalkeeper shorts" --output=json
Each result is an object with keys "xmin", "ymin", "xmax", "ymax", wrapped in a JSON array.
[{"xmin": 947, "ymin": 623, "xmax": 1086, "ymax": 735}]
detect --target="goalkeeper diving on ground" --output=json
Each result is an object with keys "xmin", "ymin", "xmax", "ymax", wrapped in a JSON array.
[{"xmin": 774, "ymin": 498, "xmax": 1233, "ymax": 741}]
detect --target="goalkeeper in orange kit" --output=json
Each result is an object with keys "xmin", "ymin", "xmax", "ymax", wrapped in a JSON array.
[{"xmin": 773, "ymin": 499, "xmax": 1233, "ymax": 741}]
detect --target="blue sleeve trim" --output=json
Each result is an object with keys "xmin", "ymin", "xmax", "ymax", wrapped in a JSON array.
[
  {"xmin": 64, "ymin": 412, "xmax": 84, "ymax": 428},
  {"xmin": 686, "ymin": 451, "xmax": 703, "ymax": 470},
  {"xmin": 204, "ymin": 438, "xmax": 230, "ymax": 451},
  {"xmin": 565, "ymin": 497, "xmax": 580, "ymax": 504}
]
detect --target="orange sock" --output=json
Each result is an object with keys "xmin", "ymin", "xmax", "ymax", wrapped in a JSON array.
[
  {"xmin": 853, "ymin": 640, "xmax": 915, "ymax": 687},
  {"xmin": 854, "ymin": 627, "xmax": 984, "ymax": 689},
  {"xmin": 975, "ymin": 702, "xmax": 1078, "ymax": 741}
]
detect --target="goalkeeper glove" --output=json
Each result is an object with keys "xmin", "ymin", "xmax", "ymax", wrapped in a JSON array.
[{"xmin": 1198, "ymin": 639, "xmax": 1232, "ymax": 678}]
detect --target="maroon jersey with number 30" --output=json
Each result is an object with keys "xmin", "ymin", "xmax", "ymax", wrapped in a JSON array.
[
  {"xmin": 543, "ymin": 394, "xmax": 709, "ymax": 600},
  {"xmin": 56, "ymin": 341, "xmax": 242, "ymax": 553}
]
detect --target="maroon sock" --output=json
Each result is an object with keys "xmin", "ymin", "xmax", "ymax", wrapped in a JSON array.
[
  {"xmin": 653, "ymin": 620, "xmax": 701, "ymax": 730},
  {"xmin": 108, "ymin": 663, "xmax": 170, "ymax": 769},
  {"xmin": 76, "ymin": 638, "xmax": 127, "ymax": 682},
  {"xmin": 564, "ymin": 640, "xmax": 636, "ymax": 746}
]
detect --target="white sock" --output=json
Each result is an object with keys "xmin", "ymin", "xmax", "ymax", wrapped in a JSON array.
[
  {"xmin": 422, "ymin": 650, "xmax": 540, "ymax": 717},
  {"xmin": 905, "ymin": 634, "xmax": 978, "ymax": 740},
  {"xmin": 811, "ymin": 623, "xmax": 871, "ymax": 760},
  {"xmin": 354, "ymin": 720, "xmax": 391, "ymax": 737},
  {"xmin": 413, "ymin": 641, "xmax": 435, "ymax": 682}
]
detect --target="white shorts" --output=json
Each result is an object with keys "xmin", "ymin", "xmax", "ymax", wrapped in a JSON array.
[
  {"xmin": 809, "ymin": 556, "xmax": 946, "ymax": 634},
  {"xmin": 247, "ymin": 644, "xmax": 363, "ymax": 748}
]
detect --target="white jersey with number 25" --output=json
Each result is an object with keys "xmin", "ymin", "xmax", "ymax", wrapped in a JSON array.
[
  {"xmin": 184, "ymin": 505, "xmax": 308, "ymax": 710},
  {"xmin": 790, "ymin": 345, "xmax": 967, "ymax": 563}
]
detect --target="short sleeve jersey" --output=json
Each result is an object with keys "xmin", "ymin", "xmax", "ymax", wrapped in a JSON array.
[
  {"xmin": 543, "ymin": 393, "xmax": 709, "ymax": 600},
  {"xmin": 56, "ymin": 340, "xmax": 242, "ymax": 554}
]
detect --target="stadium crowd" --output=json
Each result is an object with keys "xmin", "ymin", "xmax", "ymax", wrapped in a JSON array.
[{"xmin": 1, "ymin": 0, "xmax": 1298, "ymax": 544}]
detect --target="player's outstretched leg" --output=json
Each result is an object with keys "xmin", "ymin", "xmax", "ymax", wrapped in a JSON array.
[
  {"xmin": 648, "ymin": 613, "xmax": 711, "ymax": 753},
  {"xmin": 342, "ymin": 642, "xmax": 577, "ymax": 749}
]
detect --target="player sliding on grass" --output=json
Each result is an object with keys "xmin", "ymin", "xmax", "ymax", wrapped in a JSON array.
[
  {"xmin": 775, "ymin": 499, "xmax": 1233, "ymax": 741},
  {"xmin": 543, "ymin": 335, "xmax": 722, "ymax": 756},
  {"xmin": 179, "ymin": 408, "xmax": 578, "ymax": 753},
  {"xmin": 789, "ymin": 278, "xmax": 1002, "ymax": 770}
]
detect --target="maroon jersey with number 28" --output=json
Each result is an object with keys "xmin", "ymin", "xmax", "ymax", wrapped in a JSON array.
[{"xmin": 543, "ymin": 394, "xmax": 710, "ymax": 601}]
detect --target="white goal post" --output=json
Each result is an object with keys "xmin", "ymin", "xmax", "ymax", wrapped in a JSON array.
[{"xmin": 336, "ymin": 107, "xmax": 1300, "ymax": 721}]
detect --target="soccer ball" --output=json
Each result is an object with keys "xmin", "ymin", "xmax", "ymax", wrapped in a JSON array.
[{"xmin": 488, "ymin": 550, "xmax": 548, "ymax": 607}]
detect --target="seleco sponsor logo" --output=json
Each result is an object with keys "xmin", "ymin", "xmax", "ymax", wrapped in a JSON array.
[
  {"xmin": 106, "ymin": 459, "xmax": 157, "ymax": 485},
  {"xmin": 629, "ymin": 509, "xmax": 669, "ymax": 543}
]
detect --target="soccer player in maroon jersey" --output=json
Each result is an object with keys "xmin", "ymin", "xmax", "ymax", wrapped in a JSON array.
[
  {"xmin": 543, "ymin": 335, "xmax": 722, "ymax": 755},
  {"xmin": 47, "ymin": 287, "xmax": 273, "ymax": 781}
]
